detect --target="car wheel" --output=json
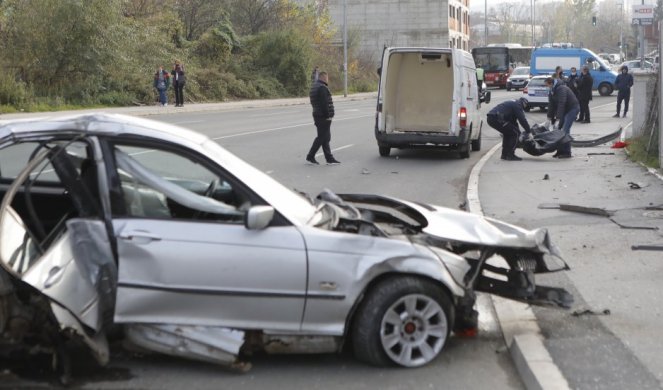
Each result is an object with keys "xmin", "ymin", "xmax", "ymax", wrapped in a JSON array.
[
  {"xmin": 506, "ymin": 86, "xmax": 511, "ymax": 91},
  {"xmin": 524, "ymin": 105, "xmax": 531, "ymax": 112},
  {"xmin": 598, "ymin": 83, "xmax": 613, "ymax": 96},
  {"xmin": 378, "ymin": 146, "xmax": 391, "ymax": 157},
  {"xmin": 471, "ymin": 129, "xmax": 481, "ymax": 151},
  {"xmin": 540, "ymin": 106, "xmax": 547, "ymax": 111},
  {"xmin": 352, "ymin": 276, "xmax": 453, "ymax": 367}
]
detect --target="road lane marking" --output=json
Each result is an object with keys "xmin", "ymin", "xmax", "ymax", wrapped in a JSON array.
[
  {"xmin": 315, "ymin": 144, "xmax": 354, "ymax": 158},
  {"xmin": 212, "ymin": 114, "xmax": 372, "ymax": 140}
]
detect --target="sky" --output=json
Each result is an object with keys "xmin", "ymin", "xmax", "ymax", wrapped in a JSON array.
[{"xmin": 469, "ymin": 0, "xmax": 656, "ymax": 13}]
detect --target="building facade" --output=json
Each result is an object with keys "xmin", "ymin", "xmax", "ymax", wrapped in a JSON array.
[{"xmin": 302, "ymin": 0, "xmax": 470, "ymax": 61}]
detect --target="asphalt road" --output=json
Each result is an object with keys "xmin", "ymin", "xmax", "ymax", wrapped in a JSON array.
[{"xmin": 2, "ymin": 90, "xmax": 529, "ymax": 389}]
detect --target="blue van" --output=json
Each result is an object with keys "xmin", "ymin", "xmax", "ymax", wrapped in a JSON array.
[{"xmin": 530, "ymin": 48, "xmax": 619, "ymax": 96}]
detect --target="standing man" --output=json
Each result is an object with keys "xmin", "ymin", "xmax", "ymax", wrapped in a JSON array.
[
  {"xmin": 306, "ymin": 71, "xmax": 340, "ymax": 165},
  {"xmin": 171, "ymin": 60, "xmax": 186, "ymax": 107},
  {"xmin": 153, "ymin": 66, "xmax": 170, "ymax": 107},
  {"xmin": 476, "ymin": 63, "xmax": 484, "ymax": 94},
  {"xmin": 614, "ymin": 65, "xmax": 634, "ymax": 118},
  {"xmin": 576, "ymin": 66, "xmax": 593, "ymax": 123},
  {"xmin": 567, "ymin": 67, "xmax": 580, "ymax": 98},
  {"xmin": 486, "ymin": 97, "xmax": 532, "ymax": 161},
  {"xmin": 545, "ymin": 77, "xmax": 580, "ymax": 158}
]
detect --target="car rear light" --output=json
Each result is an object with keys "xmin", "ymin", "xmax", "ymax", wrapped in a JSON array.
[
  {"xmin": 523, "ymin": 87, "xmax": 528, "ymax": 94},
  {"xmin": 459, "ymin": 107, "xmax": 467, "ymax": 128}
]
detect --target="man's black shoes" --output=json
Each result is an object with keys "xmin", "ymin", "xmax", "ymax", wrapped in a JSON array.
[
  {"xmin": 306, "ymin": 156, "xmax": 320, "ymax": 165},
  {"xmin": 326, "ymin": 158, "xmax": 341, "ymax": 165},
  {"xmin": 501, "ymin": 155, "xmax": 522, "ymax": 161},
  {"xmin": 556, "ymin": 154, "xmax": 573, "ymax": 159}
]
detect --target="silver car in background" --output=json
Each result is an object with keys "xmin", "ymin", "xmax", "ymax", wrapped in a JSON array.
[{"xmin": 0, "ymin": 114, "xmax": 572, "ymax": 383}]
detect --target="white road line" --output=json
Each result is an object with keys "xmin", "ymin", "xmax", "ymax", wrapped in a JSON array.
[
  {"xmin": 212, "ymin": 114, "xmax": 372, "ymax": 140},
  {"xmin": 171, "ymin": 120, "xmax": 205, "ymax": 125},
  {"xmin": 315, "ymin": 144, "xmax": 354, "ymax": 157}
]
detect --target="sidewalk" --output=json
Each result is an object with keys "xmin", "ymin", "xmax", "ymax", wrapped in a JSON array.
[
  {"xmin": 473, "ymin": 102, "xmax": 663, "ymax": 389},
  {"xmin": 0, "ymin": 92, "xmax": 377, "ymax": 120}
]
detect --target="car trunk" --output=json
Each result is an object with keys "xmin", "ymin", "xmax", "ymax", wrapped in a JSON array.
[{"xmin": 382, "ymin": 51, "xmax": 455, "ymax": 134}]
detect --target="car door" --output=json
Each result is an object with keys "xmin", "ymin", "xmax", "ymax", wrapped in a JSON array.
[{"xmin": 106, "ymin": 141, "xmax": 307, "ymax": 332}]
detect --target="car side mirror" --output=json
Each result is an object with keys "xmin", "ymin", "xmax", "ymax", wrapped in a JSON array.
[
  {"xmin": 245, "ymin": 206, "xmax": 275, "ymax": 230},
  {"xmin": 480, "ymin": 91, "xmax": 491, "ymax": 104}
]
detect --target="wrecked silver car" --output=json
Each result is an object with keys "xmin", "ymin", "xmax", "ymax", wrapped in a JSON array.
[{"xmin": 0, "ymin": 114, "xmax": 572, "ymax": 381}]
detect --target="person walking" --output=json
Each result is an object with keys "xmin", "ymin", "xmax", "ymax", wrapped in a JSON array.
[
  {"xmin": 545, "ymin": 76, "xmax": 579, "ymax": 159},
  {"xmin": 171, "ymin": 60, "xmax": 186, "ymax": 107},
  {"xmin": 613, "ymin": 65, "xmax": 634, "ymax": 118},
  {"xmin": 576, "ymin": 66, "xmax": 593, "ymax": 123},
  {"xmin": 306, "ymin": 71, "xmax": 340, "ymax": 165},
  {"xmin": 153, "ymin": 66, "xmax": 170, "ymax": 106},
  {"xmin": 486, "ymin": 97, "xmax": 532, "ymax": 161}
]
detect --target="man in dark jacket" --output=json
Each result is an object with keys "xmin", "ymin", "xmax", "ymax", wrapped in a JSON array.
[
  {"xmin": 171, "ymin": 61, "xmax": 186, "ymax": 107},
  {"xmin": 486, "ymin": 98, "xmax": 532, "ymax": 161},
  {"xmin": 546, "ymin": 77, "xmax": 580, "ymax": 158},
  {"xmin": 613, "ymin": 65, "xmax": 634, "ymax": 118},
  {"xmin": 576, "ymin": 66, "xmax": 593, "ymax": 123},
  {"xmin": 306, "ymin": 71, "xmax": 340, "ymax": 165}
]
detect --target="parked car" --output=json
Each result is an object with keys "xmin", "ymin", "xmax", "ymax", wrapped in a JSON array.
[
  {"xmin": 0, "ymin": 114, "xmax": 572, "ymax": 382},
  {"xmin": 619, "ymin": 60, "xmax": 655, "ymax": 72},
  {"xmin": 506, "ymin": 66, "xmax": 530, "ymax": 91},
  {"xmin": 521, "ymin": 75, "xmax": 550, "ymax": 112}
]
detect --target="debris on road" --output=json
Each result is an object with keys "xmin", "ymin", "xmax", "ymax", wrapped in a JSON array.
[
  {"xmin": 628, "ymin": 182, "xmax": 642, "ymax": 190},
  {"xmin": 361, "ymin": 168, "xmax": 370, "ymax": 175},
  {"xmin": 571, "ymin": 128, "xmax": 621, "ymax": 147},
  {"xmin": 631, "ymin": 244, "xmax": 663, "ymax": 251},
  {"xmin": 537, "ymin": 203, "xmax": 613, "ymax": 217},
  {"xmin": 609, "ymin": 218, "xmax": 660, "ymax": 231},
  {"xmin": 572, "ymin": 309, "xmax": 611, "ymax": 317},
  {"xmin": 543, "ymin": 174, "xmax": 550, "ymax": 180},
  {"xmin": 587, "ymin": 152, "xmax": 615, "ymax": 156}
]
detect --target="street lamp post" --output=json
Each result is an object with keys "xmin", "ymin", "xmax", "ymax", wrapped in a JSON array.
[
  {"xmin": 343, "ymin": 0, "xmax": 348, "ymax": 97},
  {"xmin": 619, "ymin": 2, "xmax": 624, "ymax": 61},
  {"xmin": 485, "ymin": 0, "xmax": 488, "ymax": 45},
  {"xmin": 531, "ymin": 0, "xmax": 535, "ymax": 47}
]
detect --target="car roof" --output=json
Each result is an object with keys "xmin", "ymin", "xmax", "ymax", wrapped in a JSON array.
[{"xmin": 0, "ymin": 113, "xmax": 209, "ymax": 147}]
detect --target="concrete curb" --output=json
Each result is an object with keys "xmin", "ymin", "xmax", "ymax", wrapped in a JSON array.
[{"xmin": 466, "ymin": 143, "xmax": 570, "ymax": 390}]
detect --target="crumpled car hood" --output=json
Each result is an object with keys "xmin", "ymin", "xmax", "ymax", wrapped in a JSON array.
[{"xmin": 339, "ymin": 194, "xmax": 562, "ymax": 257}]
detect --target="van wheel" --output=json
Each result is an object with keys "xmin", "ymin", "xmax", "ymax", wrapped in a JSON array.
[
  {"xmin": 524, "ymin": 105, "xmax": 531, "ymax": 112},
  {"xmin": 458, "ymin": 138, "xmax": 470, "ymax": 159},
  {"xmin": 471, "ymin": 130, "xmax": 481, "ymax": 151},
  {"xmin": 506, "ymin": 86, "xmax": 511, "ymax": 91},
  {"xmin": 540, "ymin": 106, "xmax": 547, "ymax": 111},
  {"xmin": 379, "ymin": 146, "xmax": 391, "ymax": 157},
  {"xmin": 598, "ymin": 83, "xmax": 613, "ymax": 96}
]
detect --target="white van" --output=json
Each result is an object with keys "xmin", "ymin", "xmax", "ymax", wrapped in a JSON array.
[{"xmin": 375, "ymin": 47, "xmax": 491, "ymax": 158}]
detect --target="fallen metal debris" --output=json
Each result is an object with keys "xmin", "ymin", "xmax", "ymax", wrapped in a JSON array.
[
  {"xmin": 537, "ymin": 203, "xmax": 613, "ymax": 217},
  {"xmin": 631, "ymin": 244, "xmax": 663, "ymax": 251},
  {"xmin": 543, "ymin": 174, "xmax": 550, "ymax": 180},
  {"xmin": 610, "ymin": 218, "xmax": 660, "ymax": 231},
  {"xmin": 361, "ymin": 168, "xmax": 370, "ymax": 175},
  {"xmin": 587, "ymin": 152, "xmax": 615, "ymax": 156},
  {"xmin": 628, "ymin": 182, "xmax": 642, "ymax": 190},
  {"xmin": 572, "ymin": 309, "xmax": 611, "ymax": 317},
  {"xmin": 571, "ymin": 128, "xmax": 621, "ymax": 147}
]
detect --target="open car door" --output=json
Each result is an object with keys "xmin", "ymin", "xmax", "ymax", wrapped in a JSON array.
[{"xmin": 0, "ymin": 141, "xmax": 114, "ymax": 365}]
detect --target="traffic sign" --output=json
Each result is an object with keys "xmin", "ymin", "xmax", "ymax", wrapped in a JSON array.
[{"xmin": 632, "ymin": 18, "xmax": 654, "ymax": 25}]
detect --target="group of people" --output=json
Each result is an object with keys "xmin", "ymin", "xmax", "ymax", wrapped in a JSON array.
[
  {"xmin": 153, "ymin": 61, "xmax": 187, "ymax": 107},
  {"xmin": 489, "ymin": 63, "xmax": 634, "ymax": 161}
]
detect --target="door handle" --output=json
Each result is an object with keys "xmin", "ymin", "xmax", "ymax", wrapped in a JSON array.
[{"xmin": 119, "ymin": 230, "xmax": 162, "ymax": 242}]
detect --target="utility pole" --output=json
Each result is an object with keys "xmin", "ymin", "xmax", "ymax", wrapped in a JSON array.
[
  {"xmin": 531, "ymin": 0, "xmax": 535, "ymax": 47},
  {"xmin": 619, "ymin": 2, "xmax": 624, "ymax": 61},
  {"xmin": 484, "ymin": 0, "xmax": 488, "ymax": 45},
  {"xmin": 343, "ymin": 0, "xmax": 348, "ymax": 97}
]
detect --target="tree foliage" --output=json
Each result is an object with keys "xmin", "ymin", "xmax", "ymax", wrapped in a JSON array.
[{"xmin": 0, "ymin": 0, "xmax": 375, "ymax": 110}]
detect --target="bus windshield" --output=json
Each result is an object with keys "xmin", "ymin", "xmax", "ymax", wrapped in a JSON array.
[{"xmin": 472, "ymin": 48, "xmax": 509, "ymax": 72}]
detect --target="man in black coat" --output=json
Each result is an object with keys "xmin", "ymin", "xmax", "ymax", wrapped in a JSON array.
[
  {"xmin": 546, "ymin": 77, "xmax": 580, "ymax": 158},
  {"xmin": 613, "ymin": 65, "xmax": 634, "ymax": 118},
  {"xmin": 486, "ymin": 98, "xmax": 532, "ymax": 161},
  {"xmin": 576, "ymin": 66, "xmax": 593, "ymax": 123},
  {"xmin": 306, "ymin": 71, "xmax": 340, "ymax": 165}
]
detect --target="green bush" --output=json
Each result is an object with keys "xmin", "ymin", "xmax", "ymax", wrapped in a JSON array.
[{"xmin": 0, "ymin": 73, "xmax": 29, "ymax": 106}]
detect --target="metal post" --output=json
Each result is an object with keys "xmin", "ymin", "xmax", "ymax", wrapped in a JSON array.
[
  {"xmin": 531, "ymin": 0, "xmax": 535, "ymax": 47},
  {"xmin": 619, "ymin": 2, "xmax": 623, "ymax": 61},
  {"xmin": 484, "ymin": 0, "xmax": 488, "ymax": 45},
  {"xmin": 638, "ymin": 0, "xmax": 645, "ymax": 67},
  {"xmin": 343, "ymin": 0, "xmax": 348, "ymax": 98}
]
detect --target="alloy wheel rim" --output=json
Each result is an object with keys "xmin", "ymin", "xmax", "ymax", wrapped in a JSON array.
[{"xmin": 379, "ymin": 293, "xmax": 448, "ymax": 367}]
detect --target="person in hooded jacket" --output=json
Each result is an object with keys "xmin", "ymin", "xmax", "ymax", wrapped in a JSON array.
[
  {"xmin": 306, "ymin": 71, "xmax": 340, "ymax": 165},
  {"xmin": 613, "ymin": 65, "xmax": 634, "ymax": 118},
  {"xmin": 576, "ymin": 66, "xmax": 593, "ymax": 123},
  {"xmin": 546, "ymin": 76, "xmax": 579, "ymax": 158},
  {"xmin": 171, "ymin": 60, "xmax": 186, "ymax": 107}
]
